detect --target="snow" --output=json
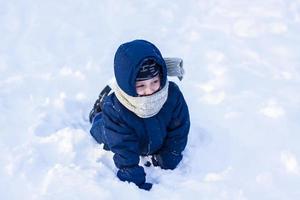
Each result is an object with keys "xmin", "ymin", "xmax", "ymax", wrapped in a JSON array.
[{"xmin": 1, "ymin": 0, "xmax": 300, "ymax": 199}]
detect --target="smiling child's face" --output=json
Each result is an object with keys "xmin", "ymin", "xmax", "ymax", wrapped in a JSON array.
[{"xmin": 135, "ymin": 74, "xmax": 161, "ymax": 96}]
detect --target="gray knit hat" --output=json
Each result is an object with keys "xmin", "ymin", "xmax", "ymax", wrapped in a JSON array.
[{"xmin": 136, "ymin": 58, "xmax": 161, "ymax": 81}]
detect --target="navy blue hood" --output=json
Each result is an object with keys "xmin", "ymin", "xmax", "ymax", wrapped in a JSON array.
[{"xmin": 114, "ymin": 39, "xmax": 167, "ymax": 96}]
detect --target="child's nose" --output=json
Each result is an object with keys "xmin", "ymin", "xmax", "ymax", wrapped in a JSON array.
[
  {"xmin": 144, "ymin": 87, "xmax": 155, "ymax": 95},
  {"xmin": 144, "ymin": 89, "xmax": 152, "ymax": 95}
]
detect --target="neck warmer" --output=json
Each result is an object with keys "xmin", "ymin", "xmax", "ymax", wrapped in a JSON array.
[{"xmin": 112, "ymin": 81, "xmax": 169, "ymax": 118}]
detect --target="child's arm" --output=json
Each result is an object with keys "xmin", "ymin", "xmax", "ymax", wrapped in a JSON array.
[
  {"xmin": 155, "ymin": 87, "xmax": 190, "ymax": 169},
  {"xmin": 101, "ymin": 102, "xmax": 152, "ymax": 190}
]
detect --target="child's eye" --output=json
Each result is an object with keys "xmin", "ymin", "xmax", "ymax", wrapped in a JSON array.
[{"xmin": 136, "ymin": 85, "xmax": 144, "ymax": 88}]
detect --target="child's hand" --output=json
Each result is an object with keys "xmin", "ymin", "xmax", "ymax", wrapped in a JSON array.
[
  {"xmin": 138, "ymin": 182, "xmax": 153, "ymax": 191},
  {"xmin": 151, "ymin": 153, "xmax": 182, "ymax": 170}
]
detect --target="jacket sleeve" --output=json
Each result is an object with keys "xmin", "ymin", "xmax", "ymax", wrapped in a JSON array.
[
  {"xmin": 156, "ymin": 89, "xmax": 190, "ymax": 169},
  {"xmin": 101, "ymin": 101, "xmax": 146, "ymax": 187}
]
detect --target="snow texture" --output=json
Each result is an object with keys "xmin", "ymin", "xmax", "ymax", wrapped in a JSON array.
[{"xmin": 1, "ymin": 0, "xmax": 300, "ymax": 199}]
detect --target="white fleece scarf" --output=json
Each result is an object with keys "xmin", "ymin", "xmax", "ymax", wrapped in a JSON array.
[{"xmin": 112, "ymin": 81, "xmax": 169, "ymax": 118}]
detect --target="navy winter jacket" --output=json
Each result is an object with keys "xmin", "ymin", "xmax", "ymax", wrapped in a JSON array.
[{"xmin": 90, "ymin": 40, "xmax": 190, "ymax": 189}]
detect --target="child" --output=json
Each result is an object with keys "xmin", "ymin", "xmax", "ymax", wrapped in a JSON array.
[{"xmin": 90, "ymin": 39, "xmax": 190, "ymax": 190}]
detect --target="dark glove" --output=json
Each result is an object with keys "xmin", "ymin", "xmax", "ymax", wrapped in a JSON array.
[
  {"xmin": 138, "ymin": 182, "xmax": 153, "ymax": 191},
  {"xmin": 152, "ymin": 153, "xmax": 182, "ymax": 170}
]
